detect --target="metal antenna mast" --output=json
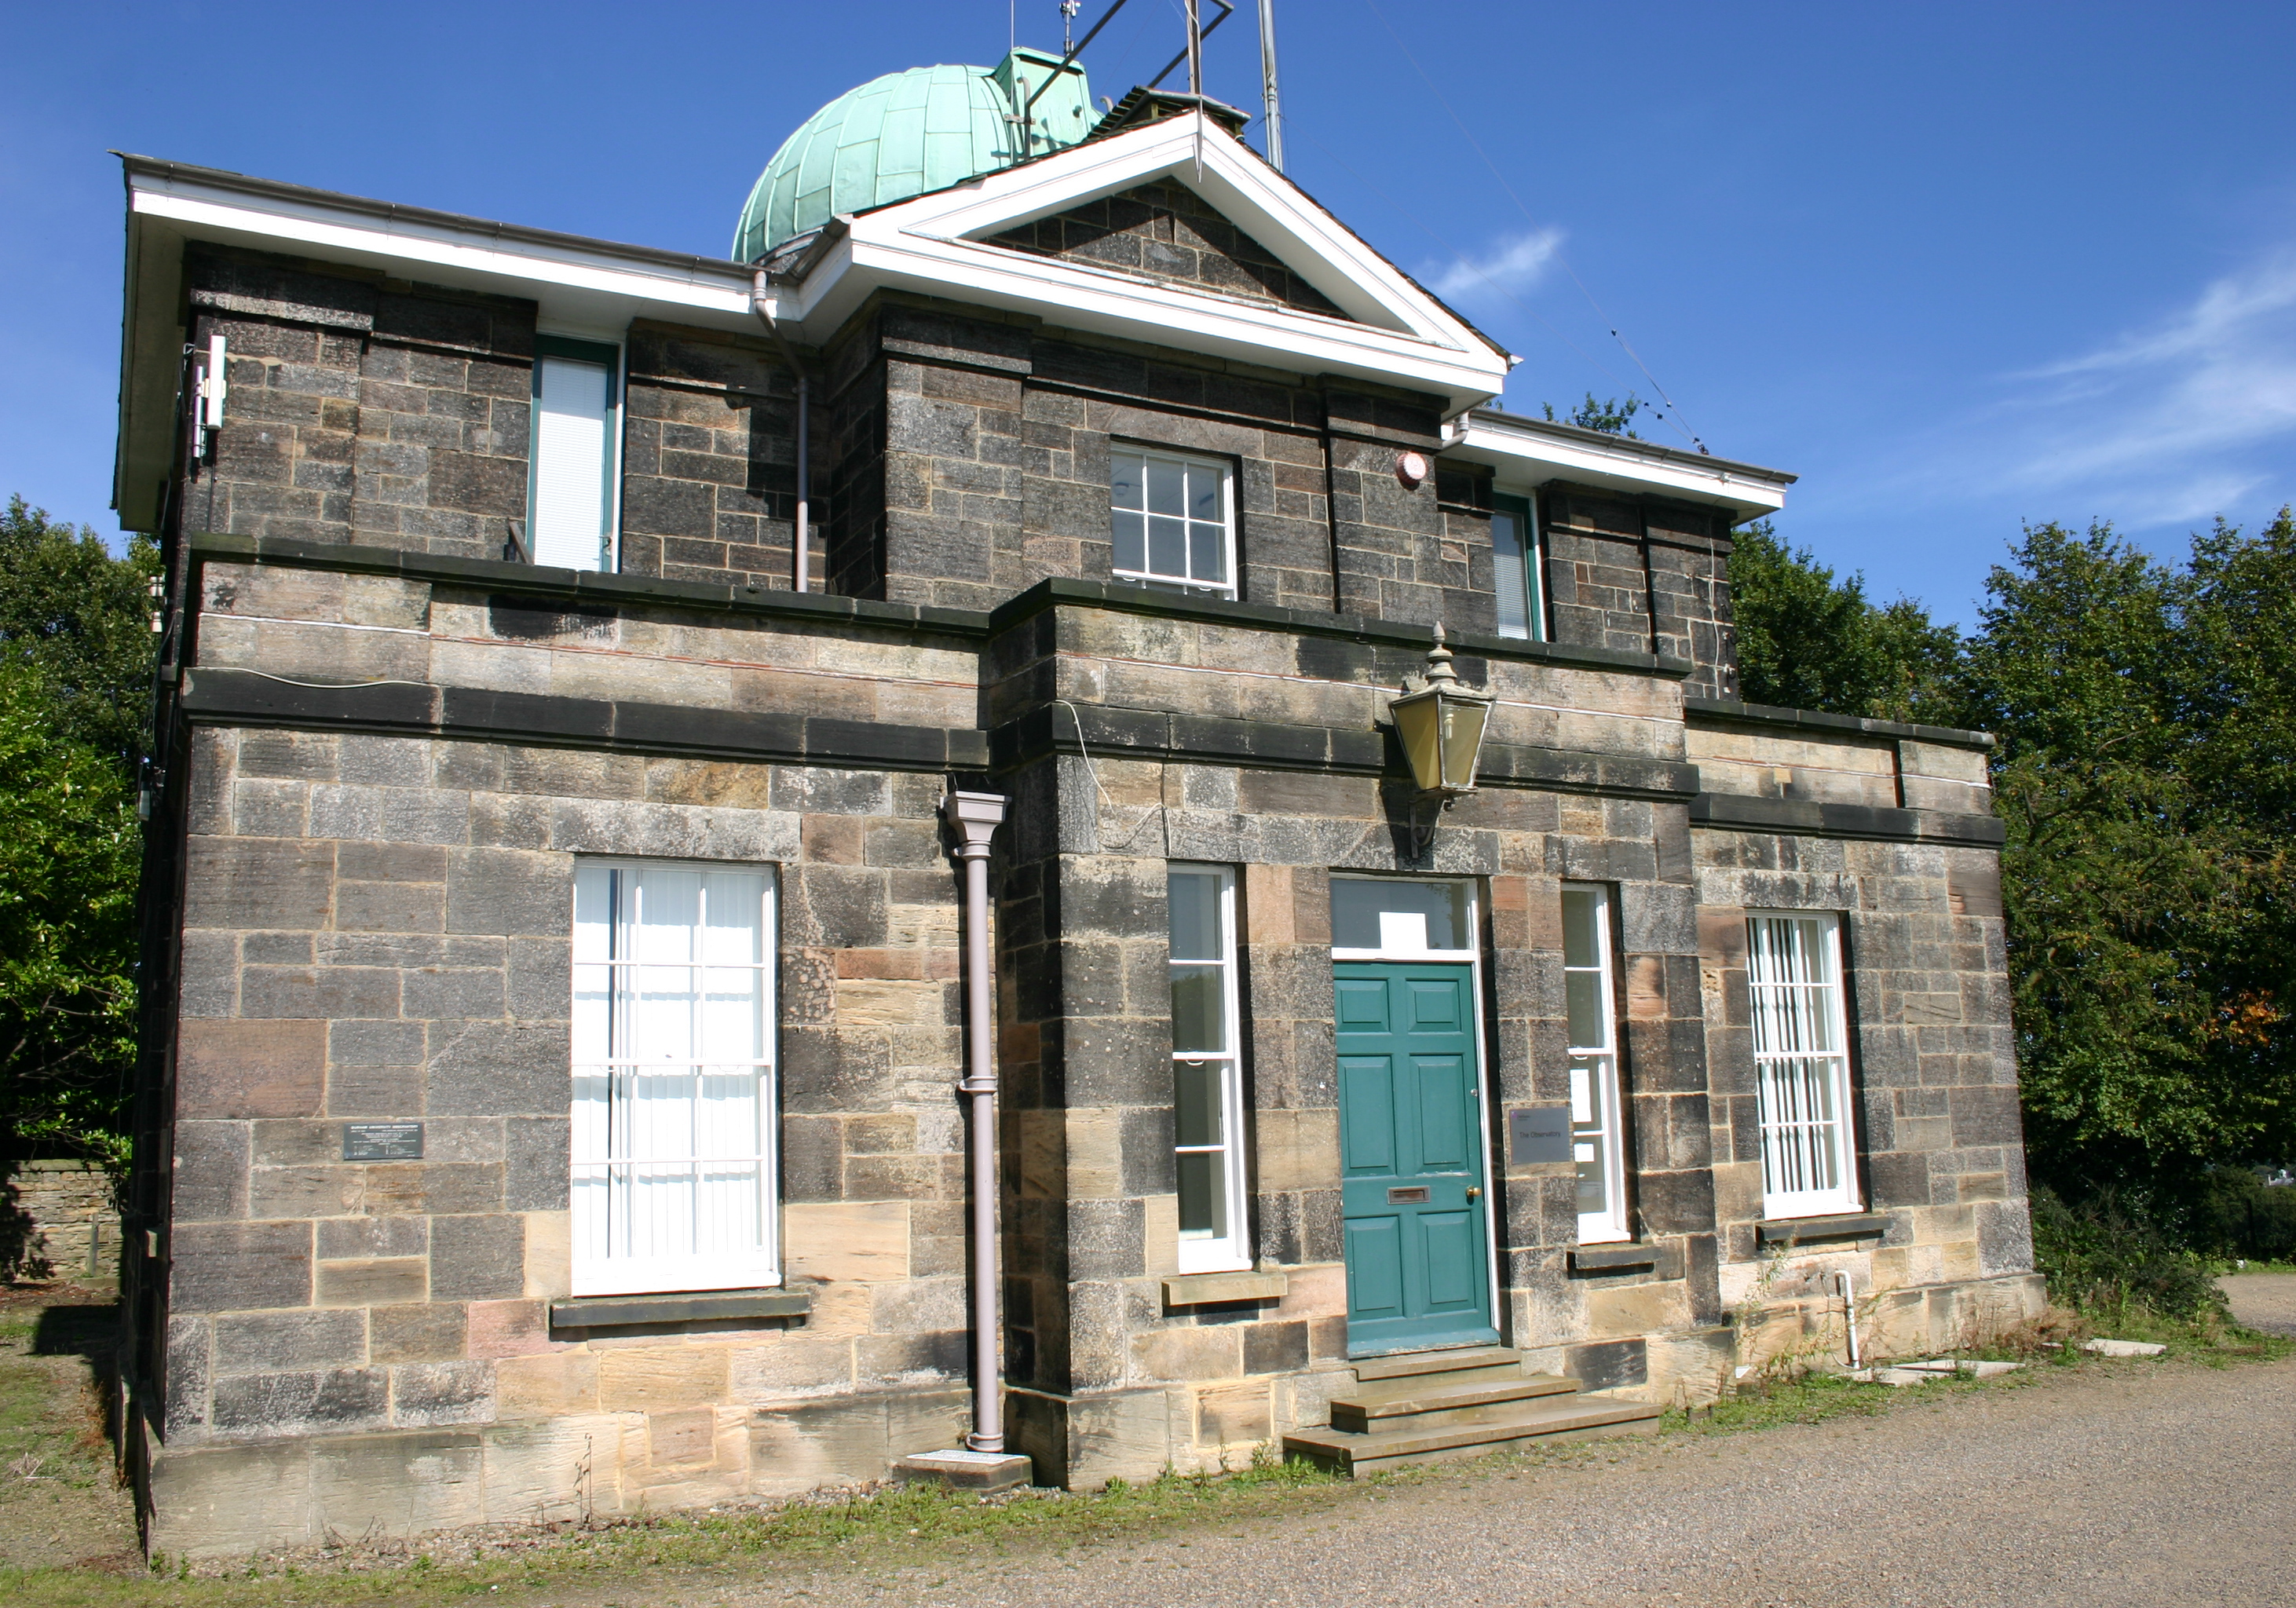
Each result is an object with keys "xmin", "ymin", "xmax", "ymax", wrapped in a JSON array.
[
  {"xmin": 1257, "ymin": 0, "xmax": 1283, "ymax": 170},
  {"xmin": 1185, "ymin": 0, "xmax": 1202, "ymax": 94}
]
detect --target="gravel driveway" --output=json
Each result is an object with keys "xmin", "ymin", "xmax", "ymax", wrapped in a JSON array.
[
  {"xmin": 736, "ymin": 1350, "xmax": 2296, "ymax": 1608},
  {"xmin": 2222, "ymin": 1271, "xmax": 2296, "ymax": 1336}
]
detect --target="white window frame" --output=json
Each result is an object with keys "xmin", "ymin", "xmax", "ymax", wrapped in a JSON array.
[
  {"xmin": 1110, "ymin": 445, "xmax": 1238, "ymax": 598},
  {"xmin": 1490, "ymin": 491, "xmax": 1546, "ymax": 642},
  {"xmin": 527, "ymin": 334, "xmax": 623, "ymax": 573},
  {"xmin": 1746, "ymin": 911, "xmax": 1862, "ymax": 1219},
  {"xmin": 1563, "ymin": 883, "xmax": 1630, "ymax": 1244},
  {"xmin": 1168, "ymin": 864, "xmax": 1252, "ymax": 1274},
  {"xmin": 571, "ymin": 857, "xmax": 778, "ymax": 1296}
]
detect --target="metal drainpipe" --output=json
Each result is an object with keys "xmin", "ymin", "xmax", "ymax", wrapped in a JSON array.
[
  {"xmin": 750, "ymin": 269, "xmax": 810, "ymax": 594},
  {"xmin": 943, "ymin": 789, "xmax": 1010, "ymax": 1451}
]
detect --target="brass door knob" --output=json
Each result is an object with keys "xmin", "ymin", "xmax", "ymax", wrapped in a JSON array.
[{"xmin": 1464, "ymin": 1186, "xmax": 1482, "ymax": 1201}]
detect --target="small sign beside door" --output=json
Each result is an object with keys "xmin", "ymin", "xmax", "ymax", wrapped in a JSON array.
[{"xmin": 1508, "ymin": 1105, "xmax": 1573, "ymax": 1165}]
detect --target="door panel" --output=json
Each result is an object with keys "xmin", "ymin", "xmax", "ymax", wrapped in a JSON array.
[{"xmin": 1334, "ymin": 961, "xmax": 1495, "ymax": 1355}]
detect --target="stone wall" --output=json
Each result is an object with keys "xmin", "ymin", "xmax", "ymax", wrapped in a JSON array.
[
  {"xmin": 1, "ymin": 1161, "xmax": 121, "ymax": 1283},
  {"xmin": 185, "ymin": 247, "xmax": 534, "ymax": 558},
  {"xmin": 619, "ymin": 320, "xmax": 821, "ymax": 590},
  {"xmin": 153, "ymin": 719, "xmax": 979, "ymax": 1556},
  {"xmin": 985, "ymin": 181, "xmax": 1351, "ymax": 320}
]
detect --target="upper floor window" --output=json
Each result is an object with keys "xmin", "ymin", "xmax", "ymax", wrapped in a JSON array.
[
  {"xmin": 1492, "ymin": 492, "xmax": 1545, "ymax": 641},
  {"xmin": 1563, "ymin": 883, "xmax": 1629, "ymax": 1243},
  {"xmin": 1112, "ymin": 447, "xmax": 1235, "ymax": 598},
  {"xmin": 1746, "ymin": 911, "xmax": 1861, "ymax": 1219},
  {"xmin": 1168, "ymin": 864, "xmax": 1250, "ymax": 1273},
  {"xmin": 572, "ymin": 860, "xmax": 777, "ymax": 1296},
  {"xmin": 528, "ymin": 335, "xmax": 621, "ymax": 572}
]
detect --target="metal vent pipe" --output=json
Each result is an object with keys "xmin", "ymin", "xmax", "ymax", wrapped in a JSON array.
[{"xmin": 750, "ymin": 269, "xmax": 811, "ymax": 594}]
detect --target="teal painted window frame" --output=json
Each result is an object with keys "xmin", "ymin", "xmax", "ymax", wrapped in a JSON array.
[
  {"xmin": 1491, "ymin": 492, "xmax": 1545, "ymax": 642},
  {"xmin": 525, "ymin": 334, "xmax": 623, "ymax": 572}
]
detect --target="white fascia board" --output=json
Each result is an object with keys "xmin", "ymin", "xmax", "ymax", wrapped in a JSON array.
[
  {"xmin": 126, "ymin": 172, "xmax": 782, "ymax": 331},
  {"xmin": 792, "ymin": 114, "xmax": 1512, "ymax": 410},
  {"xmin": 1442, "ymin": 415, "xmax": 1792, "ymax": 521}
]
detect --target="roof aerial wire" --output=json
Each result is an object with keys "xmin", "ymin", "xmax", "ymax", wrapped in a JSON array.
[{"xmin": 1356, "ymin": 0, "xmax": 1711, "ymax": 452}]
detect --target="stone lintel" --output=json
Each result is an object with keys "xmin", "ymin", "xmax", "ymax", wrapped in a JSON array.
[
  {"xmin": 548, "ymin": 1288, "xmax": 810, "ymax": 1330},
  {"xmin": 1689, "ymin": 792, "xmax": 2007, "ymax": 847},
  {"xmin": 1568, "ymin": 1244, "xmax": 1661, "ymax": 1274},
  {"xmin": 1161, "ymin": 1270, "xmax": 1289, "ymax": 1306}
]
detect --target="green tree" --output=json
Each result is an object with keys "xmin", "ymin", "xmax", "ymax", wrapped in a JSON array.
[
  {"xmin": 1726, "ymin": 520, "xmax": 1959, "ymax": 722},
  {"xmin": 0, "ymin": 498, "xmax": 154, "ymax": 1167},
  {"xmin": 0, "ymin": 662, "xmax": 141, "ymax": 1169},
  {"xmin": 1953, "ymin": 520, "xmax": 2296, "ymax": 1205},
  {"xmin": 1541, "ymin": 393, "xmax": 1643, "ymax": 437},
  {"xmin": 0, "ymin": 495, "xmax": 161, "ymax": 769}
]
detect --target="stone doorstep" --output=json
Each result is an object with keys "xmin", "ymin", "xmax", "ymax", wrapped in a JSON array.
[
  {"xmin": 1328, "ymin": 1372, "xmax": 1579, "ymax": 1431},
  {"xmin": 1348, "ymin": 1344, "xmax": 1525, "ymax": 1383},
  {"xmin": 890, "ymin": 1448, "xmax": 1034, "ymax": 1493},
  {"xmin": 1285, "ymin": 1394, "xmax": 1662, "ymax": 1477}
]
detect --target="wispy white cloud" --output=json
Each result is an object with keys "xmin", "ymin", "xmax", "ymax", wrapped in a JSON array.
[
  {"xmin": 1424, "ymin": 228, "xmax": 1564, "ymax": 303},
  {"xmin": 1911, "ymin": 248, "xmax": 2296, "ymax": 530}
]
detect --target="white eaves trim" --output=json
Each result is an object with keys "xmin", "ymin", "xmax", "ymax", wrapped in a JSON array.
[
  {"xmin": 126, "ymin": 166, "xmax": 779, "ymax": 330},
  {"xmin": 1442, "ymin": 410, "xmax": 1794, "ymax": 521},
  {"xmin": 792, "ymin": 113, "xmax": 1514, "ymax": 412}
]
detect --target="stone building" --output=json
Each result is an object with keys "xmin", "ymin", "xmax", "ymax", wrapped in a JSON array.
[{"xmin": 113, "ymin": 47, "xmax": 2040, "ymax": 1557}]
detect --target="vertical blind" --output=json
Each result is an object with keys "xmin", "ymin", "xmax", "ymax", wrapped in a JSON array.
[
  {"xmin": 531, "ymin": 351, "xmax": 614, "ymax": 572},
  {"xmin": 572, "ymin": 863, "xmax": 777, "ymax": 1295},
  {"xmin": 1746, "ymin": 912, "xmax": 1859, "ymax": 1215},
  {"xmin": 1491, "ymin": 497, "xmax": 1541, "ymax": 641}
]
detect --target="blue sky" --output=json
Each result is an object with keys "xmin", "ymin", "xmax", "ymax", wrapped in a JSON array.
[{"xmin": 6, "ymin": 2, "xmax": 2293, "ymax": 623}]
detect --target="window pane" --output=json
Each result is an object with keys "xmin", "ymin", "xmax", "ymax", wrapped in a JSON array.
[
  {"xmin": 1189, "ymin": 520, "xmax": 1223, "ymax": 583},
  {"xmin": 1561, "ymin": 887, "xmax": 1600, "ymax": 970},
  {"xmin": 1565, "ymin": 971, "xmax": 1605, "ymax": 1051},
  {"xmin": 1170, "ymin": 967, "xmax": 1227, "ymax": 1053},
  {"xmin": 1571, "ymin": 1055, "xmax": 1611, "ymax": 1215},
  {"xmin": 1492, "ymin": 506, "xmax": 1530, "ymax": 640},
  {"xmin": 1187, "ymin": 464, "xmax": 1219, "ymax": 521},
  {"xmin": 1146, "ymin": 456, "xmax": 1186, "ymax": 516},
  {"xmin": 1330, "ymin": 878, "xmax": 1469, "ymax": 951},
  {"xmin": 1167, "ymin": 871, "xmax": 1222, "ymax": 960},
  {"xmin": 1147, "ymin": 514, "xmax": 1186, "ymax": 577},
  {"xmin": 1112, "ymin": 451, "xmax": 1145, "ymax": 510},
  {"xmin": 1175, "ymin": 1058, "xmax": 1225, "ymax": 1148},
  {"xmin": 1113, "ymin": 510, "xmax": 1146, "ymax": 573},
  {"xmin": 1177, "ymin": 1149, "xmax": 1226, "ymax": 1237}
]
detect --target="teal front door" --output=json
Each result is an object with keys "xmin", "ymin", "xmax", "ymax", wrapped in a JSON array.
[{"xmin": 1334, "ymin": 961, "xmax": 1497, "ymax": 1356}]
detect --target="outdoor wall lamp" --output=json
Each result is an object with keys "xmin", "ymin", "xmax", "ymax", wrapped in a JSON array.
[{"xmin": 1388, "ymin": 624, "xmax": 1496, "ymax": 853}]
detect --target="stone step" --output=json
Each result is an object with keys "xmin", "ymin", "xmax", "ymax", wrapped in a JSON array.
[
  {"xmin": 1329, "ymin": 1372, "xmax": 1580, "ymax": 1434},
  {"xmin": 1348, "ymin": 1345, "xmax": 1525, "ymax": 1384},
  {"xmin": 1285, "ymin": 1393, "xmax": 1662, "ymax": 1478}
]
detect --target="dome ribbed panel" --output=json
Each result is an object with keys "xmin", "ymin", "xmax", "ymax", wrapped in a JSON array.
[{"xmin": 733, "ymin": 64, "xmax": 1022, "ymax": 262}]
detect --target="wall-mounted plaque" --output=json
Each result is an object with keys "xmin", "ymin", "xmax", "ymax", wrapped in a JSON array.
[
  {"xmin": 1508, "ymin": 1105, "xmax": 1573, "ymax": 1165},
  {"xmin": 343, "ymin": 1122, "xmax": 424, "ymax": 1161}
]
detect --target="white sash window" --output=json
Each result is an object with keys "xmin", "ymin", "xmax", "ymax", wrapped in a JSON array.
[
  {"xmin": 1746, "ymin": 912, "xmax": 1861, "ymax": 1219},
  {"xmin": 1112, "ymin": 448, "xmax": 1237, "ymax": 598},
  {"xmin": 572, "ymin": 861, "xmax": 777, "ymax": 1296},
  {"xmin": 1563, "ymin": 884, "xmax": 1629, "ymax": 1243},
  {"xmin": 1168, "ymin": 864, "xmax": 1249, "ymax": 1274}
]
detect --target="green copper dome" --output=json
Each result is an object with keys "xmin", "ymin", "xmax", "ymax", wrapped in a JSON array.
[{"xmin": 734, "ymin": 50, "xmax": 1095, "ymax": 265}]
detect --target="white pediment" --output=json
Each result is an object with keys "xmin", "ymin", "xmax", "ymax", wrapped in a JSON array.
[{"xmin": 784, "ymin": 112, "xmax": 1515, "ymax": 411}]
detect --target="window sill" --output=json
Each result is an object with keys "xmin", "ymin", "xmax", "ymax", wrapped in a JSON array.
[
  {"xmin": 1756, "ymin": 1212, "xmax": 1892, "ymax": 1246},
  {"xmin": 1162, "ymin": 1270, "xmax": 1289, "ymax": 1306},
  {"xmin": 550, "ymin": 1288, "xmax": 810, "ymax": 1331},
  {"xmin": 1569, "ymin": 1244, "xmax": 1659, "ymax": 1274}
]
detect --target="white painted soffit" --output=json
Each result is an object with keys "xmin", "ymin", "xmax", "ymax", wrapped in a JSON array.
[
  {"xmin": 792, "ymin": 112, "xmax": 1515, "ymax": 413},
  {"xmin": 114, "ymin": 157, "xmax": 778, "ymax": 528},
  {"xmin": 1441, "ymin": 410, "xmax": 1794, "ymax": 521}
]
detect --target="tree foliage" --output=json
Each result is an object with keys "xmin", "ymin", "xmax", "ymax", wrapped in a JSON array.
[
  {"xmin": 1728, "ymin": 511, "xmax": 2296, "ymax": 1219},
  {"xmin": 0, "ymin": 499, "xmax": 153, "ymax": 1165},
  {"xmin": 0, "ymin": 495, "xmax": 160, "ymax": 768},
  {"xmin": 1540, "ymin": 393, "xmax": 1643, "ymax": 437}
]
